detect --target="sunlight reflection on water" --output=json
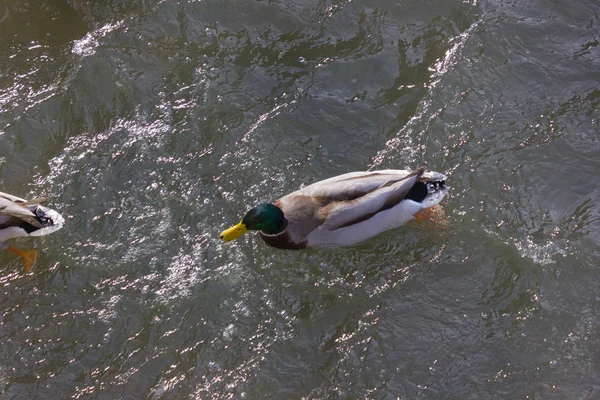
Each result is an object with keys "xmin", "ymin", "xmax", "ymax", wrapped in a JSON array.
[{"xmin": 1, "ymin": 0, "xmax": 599, "ymax": 398}]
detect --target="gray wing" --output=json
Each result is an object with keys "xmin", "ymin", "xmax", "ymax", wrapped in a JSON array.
[
  {"xmin": 278, "ymin": 168, "xmax": 425, "ymax": 232},
  {"xmin": 321, "ymin": 173, "xmax": 420, "ymax": 230},
  {"xmin": 289, "ymin": 168, "xmax": 421, "ymax": 202},
  {"xmin": 0, "ymin": 192, "xmax": 43, "ymax": 228}
]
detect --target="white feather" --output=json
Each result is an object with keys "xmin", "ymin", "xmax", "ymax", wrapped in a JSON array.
[
  {"xmin": 306, "ymin": 170, "xmax": 450, "ymax": 247},
  {"xmin": 0, "ymin": 195, "xmax": 65, "ymax": 242},
  {"xmin": 322, "ymin": 174, "xmax": 418, "ymax": 230},
  {"xmin": 0, "ymin": 226, "xmax": 31, "ymax": 242},
  {"xmin": 307, "ymin": 199, "xmax": 423, "ymax": 246},
  {"xmin": 28, "ymin": 206, "xmax": 65, "ymax": 237}
]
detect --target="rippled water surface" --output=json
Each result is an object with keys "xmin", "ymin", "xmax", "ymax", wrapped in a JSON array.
[{"xmin": 1, "ymin": 0, "xmax": 599, "ymax": 398}]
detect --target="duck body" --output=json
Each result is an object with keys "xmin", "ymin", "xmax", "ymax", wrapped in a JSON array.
[
  {"xmin": 0, "ymin": 191, "xmax": 65, "ymax": 242},
  {"xmin": 221, "ymin": 167, "xmax": 449, "ymax": 249}
]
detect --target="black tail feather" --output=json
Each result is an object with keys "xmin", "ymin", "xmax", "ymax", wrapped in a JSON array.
[{"xmin": 405, "ymin": 180, "xmax": 446, "ymax": 203}]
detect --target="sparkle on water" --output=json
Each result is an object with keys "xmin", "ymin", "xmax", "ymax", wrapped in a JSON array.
[{"xmin": 1, "ymin": 0, "xmax": 600, "ymax": 399}]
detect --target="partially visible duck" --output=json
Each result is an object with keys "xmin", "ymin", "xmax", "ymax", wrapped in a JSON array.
[{"xmin": 0, "ymin": 191, "xmax": 64, "ymax": 271}]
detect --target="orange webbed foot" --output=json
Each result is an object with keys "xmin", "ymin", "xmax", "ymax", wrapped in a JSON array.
[
  {"xmin": 412, "ymin": 205, "xmax": 450, "ymax": 228},
  {"xmin": 414, "ymin": 207, "xmax": 435, "ymax": 222},
  {"xmin": 7, "ymin": 246, "xmax": 38, "ymax": 273}
]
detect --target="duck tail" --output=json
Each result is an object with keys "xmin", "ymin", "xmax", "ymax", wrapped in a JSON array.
[{"xmin": 405, "ymin": 170, "xmax": 447, "ymax": 203}]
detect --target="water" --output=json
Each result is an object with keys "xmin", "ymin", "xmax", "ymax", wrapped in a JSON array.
[{"xmin": 1, "ymin": 0, "xmax": 599, "ymax": 398}]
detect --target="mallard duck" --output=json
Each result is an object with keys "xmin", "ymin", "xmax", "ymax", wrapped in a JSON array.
[
  {"xmin": 0, "ymin": 191, "xmax": 64, "ymax": 271},
  {"xmin": 220, "ymin": 167, "xmax": 449, "ymax": 249}
]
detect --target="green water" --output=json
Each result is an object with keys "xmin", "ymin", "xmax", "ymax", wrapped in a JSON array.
[{"xmin": 1, "ymin": 0, "xmax": 599, "ymax": 398}]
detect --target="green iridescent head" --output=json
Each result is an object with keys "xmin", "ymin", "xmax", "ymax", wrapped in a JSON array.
[{"xmin": 220, "ymin": 203, "xmax": 287, "ymax": 241}]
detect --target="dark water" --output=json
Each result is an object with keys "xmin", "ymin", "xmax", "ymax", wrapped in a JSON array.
[{"xmin": 1, "ymin": 0, "xmax": 599, "ymax": 398}]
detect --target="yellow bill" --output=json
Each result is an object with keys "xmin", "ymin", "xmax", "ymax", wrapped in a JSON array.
[{"xmin": 220, "ymin": 221, "xmax": 248, "ymax": 242}]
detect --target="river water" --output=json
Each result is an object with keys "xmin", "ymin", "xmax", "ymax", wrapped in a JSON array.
[{"xmin": 0, "ymin": 0, "xmax": 599, "ymax": 398}]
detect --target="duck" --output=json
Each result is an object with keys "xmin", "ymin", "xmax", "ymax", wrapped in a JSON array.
[
  {"xmin": 0, "ymin": 191, "xmax": 65, "ymax": 271},
  {"xmin": 220, "ymin": 166, "xmax": 449, "ymax": 249}
]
